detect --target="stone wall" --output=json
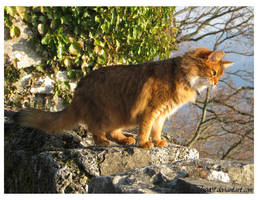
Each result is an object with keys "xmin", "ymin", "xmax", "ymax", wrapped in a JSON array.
[
  {"xmin": 4, "ymin": 21, "xmax": 76, "ymax": 111},
  {"xmin": 4, "ymin": 110, "xmax": 254, "ymax": 193}
]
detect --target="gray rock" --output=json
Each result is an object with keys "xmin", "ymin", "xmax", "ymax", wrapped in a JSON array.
[
  {"xmin": 56, "ymin": 71, "xmax": 69, "ymax": 82},
  {"xmin": 5, "ymin": 143, "xmax": 199, "ymax": 193},
  {"xmin": 88, "ymin": 159, "xmax": 253, "ymax": 193},
  {"xmin": 5, "ymin": 149, "xmax": 89, "ymax": 193},
  {"xmin": 4, "ymin": 110, "xmax": 253, "ymax": 193},
  {"xmin": 4, "ymin": 21, "xmax": 42, "ymax": 69},
  {"xmin": 4, "ymin": 111, "xmax": 199, "ymax": 193},
  {"xmin": 98, "ymin": 144, "xmax": 198, "ymax": 176},
  {"xmin": 20, "ymin": 74, "xmax": 33, "ymax": 87},
  {"xmin": 30, "ymin": 76, "xmax": 55, "ymax": 95},
  {"xmin": 69, "ymin": 82, "xmax": 78, "ymax": 92}
]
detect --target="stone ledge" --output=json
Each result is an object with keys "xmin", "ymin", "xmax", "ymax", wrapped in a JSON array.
[
  {"xmin": 5, "ymin": 124, "xmax": 199, "ymax": 193},
  {"xmin": 88, "ymin": 159, "xmax": 253, "ymax": 193},
  {"xmin": 4, "ymin": 110, "xmax": 253, "ymax": 193},
  {"xmin": 95, "ymin": 144, "xmax": 199, "ymax": 176}
]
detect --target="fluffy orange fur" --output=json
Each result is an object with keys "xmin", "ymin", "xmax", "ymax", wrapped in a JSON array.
[{"xmin": 17, "ymin": 48, "xmax": 233, "ymax": 149}]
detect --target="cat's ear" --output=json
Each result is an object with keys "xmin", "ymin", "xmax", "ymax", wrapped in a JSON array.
[
  {"xmin": 221, "ymin": 60, "xmax": 234, "ymax": 68},
  {"xmin": 208, "ymin": 50, "xmax": 225, "ymax": 62}
]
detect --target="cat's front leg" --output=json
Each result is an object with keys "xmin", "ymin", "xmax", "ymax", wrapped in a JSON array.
[
  {"xmin": 138, "ymin": 111, "xmax": 155, "ymax": 149},
  {"xmin": 151, "ymin": 116, "xmax": 168, "ymax": 147}
]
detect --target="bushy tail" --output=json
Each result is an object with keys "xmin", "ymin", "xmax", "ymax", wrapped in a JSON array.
[{"xmin": 15, "ymin": 106, "xmax": 78, "ymax": 133}]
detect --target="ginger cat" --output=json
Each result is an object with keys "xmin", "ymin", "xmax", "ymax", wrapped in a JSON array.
[{"xmin": 16, "ymin": 48, "xmax": 233, "ymax": 149}]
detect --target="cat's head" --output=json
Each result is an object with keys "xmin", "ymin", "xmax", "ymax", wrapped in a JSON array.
[{"xmin": 183, "ymin": 48, "xmax": 234, "ymax": 93}]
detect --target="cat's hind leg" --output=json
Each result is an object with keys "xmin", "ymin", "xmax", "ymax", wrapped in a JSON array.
[
  {"xmin": 107, "ymin": 129, "xmax": 136, "ymax": 145},
  {"xmin": 89, "ymin": 129, "xmax": 110, "ymax": 146},
  {"xmin": 92, "ymin": 135, "xmax": 110, "ymax": 146}
]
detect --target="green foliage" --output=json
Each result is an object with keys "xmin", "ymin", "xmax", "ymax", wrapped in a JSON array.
[
  {"xmin": 10, "ymin": 25, "xmax": 21, "ymax": 38},
  {"xmin": 5, "ymin": 64, "xmax": 20, "ymax": 83},
  {"xmin": 5, "ymin": 6, "xmax": 177, "ymax": 70},
  {"xmin": 4, "ymin": 6, "xmax": 178, "ymax": 108},
  {"xmin": 4, "ymin": 60, "xmax": 21, "ymax": 109}
]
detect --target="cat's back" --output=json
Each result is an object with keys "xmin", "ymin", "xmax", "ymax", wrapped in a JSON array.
[
  {"xmin": 77, "ymin": 64, "xmax": 138, "ymax": 86},
  {"xmin": 74, "ymin": 58, "xmax": 179, "ymax": 97}
]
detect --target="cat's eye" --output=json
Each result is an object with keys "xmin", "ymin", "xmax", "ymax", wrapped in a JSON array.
[{"xmin": 212, "ymin": 69, "xmax": 217, "ymax": 76}]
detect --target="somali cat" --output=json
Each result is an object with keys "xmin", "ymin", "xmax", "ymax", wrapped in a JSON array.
[{"xmin": 16, "ymin": 48, "xmax": 233, "ymax": 149}]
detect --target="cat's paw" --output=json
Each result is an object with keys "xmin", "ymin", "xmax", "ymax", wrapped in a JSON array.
[
  {"xmin": 139, "ymin": 141, "xmax": 154, "ymax": 149},
  {"xmin": 123, "ymin": 137, "xmax": 136, "ymax": 145},
  {"xmin": 154, "ymin": 139, "xmax": 168, "ymax": 147},
  {"xmin": 93, "ymin": 135, "xmax": 110, "ymax": 146}
]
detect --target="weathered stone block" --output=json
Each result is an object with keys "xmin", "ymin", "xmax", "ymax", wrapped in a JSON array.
[
  {"xmin": 4, "ymin": 110, "xmax": 253, "ymax": 193},
  {"xmin": 88, "ymin": 159, "xmax": 254, "ymax": 193}
]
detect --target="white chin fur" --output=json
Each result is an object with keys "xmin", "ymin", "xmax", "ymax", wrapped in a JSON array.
[
  {"xmin": 189, "ymin": 76, "xmax": 212, "ymax": 93},
  {"xmin": 197, "ymin": 85, "xmax": 208, "ymax": 93}
]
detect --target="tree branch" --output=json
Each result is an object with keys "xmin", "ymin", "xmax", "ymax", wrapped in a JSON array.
[{"xmin": 187, "ymin": 88, "xmax": 210, "ymax": 147}]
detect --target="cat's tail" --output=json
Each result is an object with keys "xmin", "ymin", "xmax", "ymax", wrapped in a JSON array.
[{"xmin": 15, "ymin": 105, "xmax": 79, "ymax": 134}]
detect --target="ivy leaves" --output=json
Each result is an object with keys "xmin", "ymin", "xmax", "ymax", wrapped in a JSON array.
[{"xmin": 5, "ymin": 6, "xmax": 178, "ymax": 72}]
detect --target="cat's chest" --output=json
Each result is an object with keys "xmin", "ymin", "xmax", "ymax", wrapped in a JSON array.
[
  {"xmin": 156, "ymin": 101, "xmax": 182, "ymax": 119},
  {"xmin": 155, "ymin": 93, "xmax": 196, "ymax": 119}
]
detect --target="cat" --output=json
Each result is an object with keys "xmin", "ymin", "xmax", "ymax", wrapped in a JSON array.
[{"xmin": 16, "ymin": 47, "xmax": 233, "ymax": 149}]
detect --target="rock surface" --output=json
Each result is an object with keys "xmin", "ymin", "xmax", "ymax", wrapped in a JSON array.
[
  {"xmin": 4, "ymin": 22, "xmax": 42, "ymax": 69},
  {"xmin": 89, "ymin": 159, "xmax": 253, "ymax": 193},
  {"xmin": 4, "ymin": 110, "xmax": 254, "ymax": 193}
]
